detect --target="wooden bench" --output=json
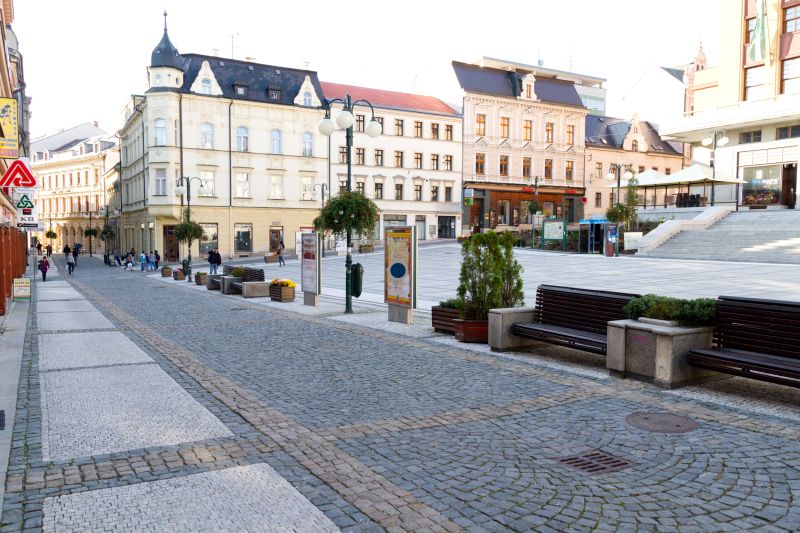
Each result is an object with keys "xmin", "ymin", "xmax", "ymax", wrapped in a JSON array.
[
  {"xmin": 229, "ymin": 267, "xmax": 268, "ymax": 297},
  {"xmin": 509, "ymin": 285, "xmax": 640, "ymax": 355},
  {"xmin": 207, "ymin": 265, "xmax": 234, "ymax": 290},
  {"xmin": 687, "ymin": 296, "xmax": 800, "ymax": 388}
]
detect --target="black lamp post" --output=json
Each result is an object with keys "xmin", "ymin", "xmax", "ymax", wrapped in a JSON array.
[
  {"xmin": 174, "ymin": 176, "xmax": 205, "ymax": 282},
  {"xmin": 701, "ymin": 130, "xmax": 729, "ymax": 206},
  {"xmin": 530, "ymin": 175, "xmax": 540, "ymax": 248},
  {"xmin": 88, "ymin": 210, "xmax": 94, "ymax": 257},
  {"xmin": 315, "ymin": 183, "xmax": 327, "ymax": 257},
  {"xmin": 318, "ymin": 95, "xmax": 382, "ymax": 314},
  {"xmin": 606, "ymin": 164, "xmax": 633, "ymax": 257}
]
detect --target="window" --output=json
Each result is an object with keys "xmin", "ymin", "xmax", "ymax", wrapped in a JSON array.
[
  {"xmin": 523, "ymin": 120, "xmax": 532, "ymax": 141},
  {"xmin": 500, "ymin": 155, "xmax": 509, "ymax": 176},
  {"xmin": 595, "ymin": 192, "xmax": 602, "ymax": 208},
  {"xmin": 595, "ymin": 162, "xmax": 603, "ymax": 178},
  {"xmin": 545, "ymin": 122, "xmax": 554, "ymax": 143},
  {"xmin": 745, "ymin": 66, "xmax": 766, "ymax": 101},
  {"xmin": 500, "ymin": 117, "xmax": 510, "ymax": 138},
  {"xmin": 375, "ymin": 117, "xmax": 384, "ymax": 133},
  {"xmin": 154, "ymin": 74, "xmax": 162, "ymax": 86},
  {"xmin": 395, "ymin": 183, "xmax": 403, "ymax": 200},
  {"xmin": 374, "ymin": 183, "xmax": 383, "ymax": 199},
  {"xmin": 475, "ymin": 153, "xmax": 485, "ymax": 175},
  {"xmin": 632, "ymin": 140, "xmax": 639, "ymax": 152},
  {"xmin": 301, "ymin": 177, "xmax": 315, "ymax": 200},
  {"xmin": 786, "ymin": 6, "xmax": 800, "ymax": 33},
  {"xmin": 544, "ymin": 158, "xmax": 553, "ymax": 179},
  {"xmin": 414, "ymin": 152, "xmax": 423, "ymax": 169},
  {"xmin": 302, "ymin": 132, "xmax": 313, "ymax": 156},
  {"xmin": 740, "ymin": 130, "xmax": 762, "ymax": 144},
  {"xmin": 356, "ymin": 182, "xmax": 365, "ymax": 195},
  {"xmin": 777, "ymin": 125, "xmax": 800, "ymax": 139},
  {"xmin": 431, "ymin": 123, "xmax": 440, "ymax": 139},
  {"xmin": 356, "ymin": 148, "xmax": 365, "ymax": 165},
  {"xmin": 236, "ymin": 126, "xmax": 249, "ymax": 152},
  {"xmin": 200, "ymin": 78, "xmax": 212, "ymax": 95},
  {"xmin": 303, "ymin": 92, "xmax": 312, "ymax": 106},
  {"xmin": 270, "ymin": 175, "xmax": 283, "ymax": 199},
  {"xmin": 152, "ymin": 168, "xmax": 167, "ymax": 195},
  {"xmin": 356, "ymin": 114, "xmax": 365, "ymax": 132},
  {"xmin": 566, "ymin": 125, "xmax": 575, "ymax": 145},
  {"xmin": 525, "ymin": 84, "xmax": 532, "ymax": 98},
  {"xmin": 747, "ymin": 17, "xmax": 756, "ymax": 43},
  {"xmin": 476, "ymin": 114, "xmax": 486, "ymax": 136},
  {"xmin": 610, "ymin": 192, "xmax": 615, "ymax": 205},
  {"xmin": 339, "ymin": 180, "xmax": 347, "ymax": 193},
  {"xmin": 414, "ymin": 121, "xmax": 423, "ymax": 138},
  {"xmin": 445, "ymin": 124, "xmax": 453, "ymax": 140},
  {"xmin": 652, "ymin": 167, "xmax": 658, "ymax": 172},
  {"xmin": 199, "ymin": 224, "xmax": 218, "ymax": 254},
  {"xmin": 444, "ymin": 155, "xmax": 453, "ymax": 171},
  {"xmin": 638, "ymin": 166, "xmax": 646, "ymax": 173},
  {"xmin": 339, "ymin": 146, "xmax": 348, "ymax": 163},
  {"xmin": 414, "ymin": 184, "xmax": 422, "ymax": 201},
  {"xmin": 394, "ymin": 119, "xmax": 404, "ymax": 136},
  {"xmin": 783, "ymin": 58, "xmax": 800, "ymax": 94},
  {"xmin": 431, "ymin": 154, "xmax": 439, "ymax": 170},
  {"xmin": 665, "ymin": 168, "xmax": 671, "ymax": 175},
  {"xmin": 235, "ymin": 172, "xmax": 250, "ymax": 197},
  {"xmin": 235, "ymin": 85, "xmax": 247, "ymax": 96},
  {"xmin": 200, "ymin": 123, "xmax": 214, "ymax": 149},
  {"xmin": 374, "ymin": 149, "xmax": 384, "ymax": 166},
  {"xmin": 566, "ymin": 160, "xmax": 574, "ymax": 180},
  {"xmin": 270, "ymin": 130, "xmax": 282, "ymax": 154},
  {"xmin": 431, "ymin": 185, "xmax": 439, "ymax": 201},
  {"xmin": 395, "ymin": 151, "xmax": 404, "ymax": 167},
  {"xmin": 199, "ymin": 170, "xmax": 215, "ymax": 196},
  {"xmin": 154, "ymin": 119, "xmax": 166, "ymax": 145},
  {"xmin": 445, "ymin": 186, "xmax": 452, "ymax": 202},
  {"xmin": 234, "ymin": 223, "xmax": 252, "ymax": 252},
  {"xmin": 523, "ymin": 157, "xmax": 531, "ymax": 178},
  {"xmin": 269, "ymin": 89, "xmax": 281, "ymax": 100}
]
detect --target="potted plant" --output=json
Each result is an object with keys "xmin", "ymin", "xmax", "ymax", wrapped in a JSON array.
[
  {"xmin": 161, "ymin": 265, "xmax": 173, "ymax": 277},
  {"xmin": 195, "ymin": 271, "xmax": 208, "ymax": 285},
  {"xmin": 45, "ymin": 230, "xmax": 57, "ymax": 243},
  {"xmin": 172, "ymin": 266, "xmax": 185, "ymax": 281},
  {"xmin": 431, "ymin": 298, "xmax": 460, "ymax": 335},
  {"xmin": 174, "ymin": 209, "xmax": 205, "ymax": 277},
  {"xmin": 270, "ymin": 278, "xmax": 296, "ymax": 302}
]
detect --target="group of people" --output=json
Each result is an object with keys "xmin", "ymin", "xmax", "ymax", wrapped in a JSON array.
[
  {"xmin": 120, "ymin": 248, "xmax": 160, "ymax": 271},
  {"xmin": 207, "ymin": 248, "xmax": 222, "ymax": 274},
  {"xmin": 34, "ymin": 241, "xmax": 52, "ymax": 257}
]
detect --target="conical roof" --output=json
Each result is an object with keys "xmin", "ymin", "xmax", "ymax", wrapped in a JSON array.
[{"xmin": 151, "ymin": 13, "xmax": 182, "ymax": 70}]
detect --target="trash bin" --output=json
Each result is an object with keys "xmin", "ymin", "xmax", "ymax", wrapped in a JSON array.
[
  {"xmin": 182, "ymin": 259, "xmax": 191, "ymax": 278},
  {"xmin": 352, "ymin": 263, "xmax": 364, "ymax": 298}
]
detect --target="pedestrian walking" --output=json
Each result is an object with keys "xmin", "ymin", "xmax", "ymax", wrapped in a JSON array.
[
  {"xmin": 46, "ymin": 244, "xmax": 52, "ymax": 257},
  {"xmin": 67, "ymin": 253, "xmax": 75, "ymax": 275},
  {"xmin": 154, "ymin": 250, "xmax": 160, "ymax": 270},
  {"xmin": 277, "ymin": 240, "xmax": 286, "ymax": 267},
  {"xmin": 114, "ymin": 249, "xmax": 122, "ymax": 266},
  {"xmin": 63, "ymin": 244, "xmax": 70, "ymax": 260},
  {"xmin": 140, "ymin": 251, "xmax": 147, "ymax": 272},
  {"xmin": 36, "ymin": 242, "xmax": 42, "ymax": 255},
  {"xmin": 72, "ymin": 247, "xmax": 79, "ymax": 265},
  {"xmin": 39, "ymin": 256, "xmax": 49, "ymax": 282},
  {"xmin": 148, "ymin": 251, "xmax": 156, "ymax": 271}
]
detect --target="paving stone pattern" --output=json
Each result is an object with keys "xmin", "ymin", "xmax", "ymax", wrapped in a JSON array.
[
  {"xmin": 3, "ymin": 256, "xmax": 800, "ymax": 532},
  {"xmin": 38, "ymin": 331, "xmax": 152, "ymax": 371}
]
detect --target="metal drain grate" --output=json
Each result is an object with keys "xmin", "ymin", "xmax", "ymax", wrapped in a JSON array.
[
  {"xmin": 229, "ymin": 308, "xmax": 247, "ymax": 312},
  {"xmin": 626, "ymin": 412, "xmax": 699, "ymax": 434},
  {"xmin": 557, "ymin": 450, "xmax": 632, "ymax": 474},
  {"xmin": 0, "ymin": 410, "xmax": 5, "ymax": 430}
]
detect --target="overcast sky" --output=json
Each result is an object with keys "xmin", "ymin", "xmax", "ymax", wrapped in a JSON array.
[{"xmin": 15, "ymin": 0, "xmax": 721, "ymax": 139}]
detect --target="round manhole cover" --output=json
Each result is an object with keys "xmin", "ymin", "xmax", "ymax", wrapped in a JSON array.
[{"xmin": 626, "ymin": 412, "xmax": 700, "ymax": 433}]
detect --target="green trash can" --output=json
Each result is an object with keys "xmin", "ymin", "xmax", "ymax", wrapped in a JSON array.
[
  {"xmin": 352, "ymin": 263, "xmax": 364, "ymax": 298},
  {"xmin": 182, "ymin": 259, "xmax": 191, "ymax": 278}
]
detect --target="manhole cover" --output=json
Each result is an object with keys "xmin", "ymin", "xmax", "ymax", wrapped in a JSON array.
[
  {"xmin": 557, "ymin": 450, "xmax": 632, "ymax": 474},
  {"xmin": 626, "ymin": 412, "xmax": 699, "ymax": 433}
]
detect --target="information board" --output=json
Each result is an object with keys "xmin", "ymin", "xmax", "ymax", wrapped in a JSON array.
[
  {"xmin": 301, "ymin": 232, "xmax": 321, "ymax": 295},
  {"xmin": 13, "ymin": 277, "xmax": 30, "ymax": 301},
  {"xmin": 384, "ymin": 226, "xmax": 416, "ymax": 308},
  {"xmin": 542, "ymin": 219, "xmax": 565, "ymax": 241}
]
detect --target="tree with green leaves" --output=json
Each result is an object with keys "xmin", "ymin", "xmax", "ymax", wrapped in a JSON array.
[{"xmin": 313, "ymin": 191, "xmax": 378, "ymax": 238}]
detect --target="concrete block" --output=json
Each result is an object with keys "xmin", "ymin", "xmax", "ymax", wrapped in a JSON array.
[
  {"xmin": 206, "ymin": 274, "xmax": 222, "ymax": 290},
  {"xmin": 221, "ymin": 277, "xmax": 243, "ymax": 295},
  {"xmin": 388, "ymin": 303, "xmax": 413, "ymax": 324},
  {"xmin": 242, "ymin": 282, "xmax": 269, "ymax": 298},
  {"xmin": 304, "ymin": 292, "xmax": 320, "ymax": 307},
  {"xmin": 488, "ymin": 307, "xmax": 537, "ymax": 352}
]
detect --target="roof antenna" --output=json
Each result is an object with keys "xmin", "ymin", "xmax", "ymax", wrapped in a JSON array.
[
  {"xmin": 537, "ymin": 49, "xmax": 543, "ymax": 67},
  {"xmin": 163, "ymin": 10, "xmax": 167, "ymax": 32}
]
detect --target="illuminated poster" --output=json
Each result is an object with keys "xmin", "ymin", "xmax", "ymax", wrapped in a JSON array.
[
  {"xmin": 0, "ymin": 98, "xmax": 18, "ymax": 159},
  {"xmin": 385, "ymin": 226, "xmax": 415, "ymax": 308},
  {"xmin": 301, "ymin": 233, "xmax": 320, "ymax": 295}
]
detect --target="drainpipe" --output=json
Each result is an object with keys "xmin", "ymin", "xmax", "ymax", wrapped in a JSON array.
[{"xmin": 228, "ymin": 98, "xmax": 233, "ymax": 259}]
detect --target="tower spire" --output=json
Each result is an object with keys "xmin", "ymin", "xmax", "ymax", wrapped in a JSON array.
[{"xmin": 163, "ymin": 10, "xmax": 168, "ymax": 32}]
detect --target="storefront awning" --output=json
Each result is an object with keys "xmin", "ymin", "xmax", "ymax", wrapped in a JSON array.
[{"xmin": 605, "ymin": 164, "xmax": 743, "ymax": 188}]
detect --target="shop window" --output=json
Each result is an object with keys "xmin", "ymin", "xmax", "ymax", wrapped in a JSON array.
[{"xmin": 235, "ymin": 224, "xmax": 252, "ymax": 252}]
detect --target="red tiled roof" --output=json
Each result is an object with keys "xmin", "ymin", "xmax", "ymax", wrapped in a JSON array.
[{"xmin": 320, "ymin": 82, "xmax": 459, "ymax": 116}]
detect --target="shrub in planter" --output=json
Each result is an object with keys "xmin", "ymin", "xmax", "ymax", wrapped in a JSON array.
[
  {"xmin": 432, "ymin": 298, "xmax": 461, "ymax": 334},
  {"xmin": 195, "ymin": 272, "xmax": 208, "ymax": 285},
  {"xmin": 438, "ymin": 298, "xmax": 459, "ymax": 309},
  {"xmin": 624, "ymin": 295, "xmax": 716, "ymax": 326},
  {"xmin": 230, "ymin": 267, "xmax": 245, "ymax": 278}
]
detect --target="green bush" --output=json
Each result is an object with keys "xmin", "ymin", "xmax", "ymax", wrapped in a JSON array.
[
  {"xmin": 438, "ymin": 298, "xmax": 460, "ymax": 309},
  {"xmin": 624, "ymin": 295, "xmax": 717, "ymax": 326},
  {"xmin": 230, "ymin": 267, "xmax": 245, "ymax": 278}
]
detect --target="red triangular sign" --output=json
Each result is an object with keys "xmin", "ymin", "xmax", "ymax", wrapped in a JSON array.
[{"xmin": 0, "ymin": 160, "xmax": 36, "ymax": 188}]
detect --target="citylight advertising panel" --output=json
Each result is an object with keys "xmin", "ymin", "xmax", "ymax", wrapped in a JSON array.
[
  {"xmin": 384, "ymin": 226, "xmax": 416, "ymax": 308},
  {"xmin": 301, "ymin": 233, "xmax": 321, "ymax": 295},
  {"xmin": 0, "ymin": 98, "xmax": 19, "ymax": 159}
]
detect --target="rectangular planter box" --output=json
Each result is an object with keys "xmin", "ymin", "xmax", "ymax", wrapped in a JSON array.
[
  {"xmin": 270, "ymin": 285, "xmax": 295, "ymax": 302},
  {"xmin": 195, "ymin": 274, "xmax": 207, "ymax": 285},
  {"xmin": 359, "ymin": 244, "xmax": 374, "ymax": 253},
  {"xmin": 161, "ymin": 268, "xmax": 172, "ymax": 277},
  {"xmin": 172, "ymin": 271, "xmax": 185, "ymax": 281},
  {"xmin": 431, "ymin": 306, "xmax": 460, "ymax": 335},
  {"xmin": 453, "ymin": 319, "xmax": 489, "ymax": 343},
  {"xmin": 264, "ymin": 254, "xmax": 279, "ymax": 263}
]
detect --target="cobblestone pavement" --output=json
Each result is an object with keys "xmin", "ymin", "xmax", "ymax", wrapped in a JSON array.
[{"xmin": 2, "ymin": 256, "xmax": 800, "ymax": 532}]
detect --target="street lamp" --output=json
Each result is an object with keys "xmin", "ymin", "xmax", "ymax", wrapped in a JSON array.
[
  {"xmin": 701, "ymin": 130, "xmax": 729, "ymax": 206},
  {"xmin": 530, "ymin": 175, "xmax": 540, "ymax": 249},
  {"xmin": 88, "ymin": 209, "xmax": 94, "ymax": 257},
  {"xmin": 174, "ymin": 176, "xmax": 206, "ymax": 281},
  {"xmin": 606, "ymin": 164, "xmax": 634, "ymax": 257},
  {"xmin": 314, "ymin": 183, "xmax": 328, "ymax": 257},
  {"xmin": 140, "ymin": 223, "xmax": 145, "ymax": 253},
  {"xmin": 318, "ymin": 94, "xmax": 382, "ymax": 313}
]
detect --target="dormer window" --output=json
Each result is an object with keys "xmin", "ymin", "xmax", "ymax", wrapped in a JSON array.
[
  {"xmin": 201, "ymin": 78, "xmax": 212, "ymax": 95},
  {"xmin": 235, "ymin": 85, "xmax": 247, "ymax": 96},
  {"xmin": 269, "ymin": 88, "xmax": 281, "ymax": 100},
  {"xmin": 525, "ymin": 84, "xmax": 532, "ymax": 98},
  {"xmin": 303, "ymin": 92, "xmax": 312, "ymax": 106}
]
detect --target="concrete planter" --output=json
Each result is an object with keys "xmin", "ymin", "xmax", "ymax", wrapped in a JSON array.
[
  {"xmin": 453, "ymin": 319, "xmax": 488, "ymax": 343},
  {"xmin": 607, "ymin": 319, "xmax": 721, "ymax": 388},
  {"xmin": 431, "ymin": 306, "xmax": 460, "ymax": 335}
]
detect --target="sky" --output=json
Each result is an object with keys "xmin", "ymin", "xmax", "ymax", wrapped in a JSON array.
[{"xmin": 14, "ymin": 0, "xmax": 721, "ymax": 140}]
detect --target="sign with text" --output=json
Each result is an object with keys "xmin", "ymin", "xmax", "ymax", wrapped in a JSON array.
[
  {"xmin": 0, "ymin": 98, "xmax": 19, "ymax": 159},
  {"xmin": 542, "ymin": 219, "xmax": 565, "ymax": 241},
  {"xmin": 301, "ymin": 232, "xmax": 321, "ymax": 295},
  {"xmin": 16, "ymin": 192, "xmax": 38, "ymax": 228},
  {"xmin": 13, "ymin": 277, "xmax": 30, "ymax": 301},
  {"xmin": 384, "ymin": 226, "xmax": 416, "ymax": 308}
]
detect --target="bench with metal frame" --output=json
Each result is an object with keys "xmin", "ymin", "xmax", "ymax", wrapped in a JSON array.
[
  {"xmin": 687, "ymin": 296, "xmax": 800, "ymax": 388},
  {"xmin": 509, "ymin": 285, "xmax": 640, "ymax": 355},
  {"xmin": 228, "ymin": 267, "xmax": 268, "ymax": 297}
]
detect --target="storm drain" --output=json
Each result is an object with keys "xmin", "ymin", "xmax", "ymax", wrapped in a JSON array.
[
  {"xmin": 626, "ymin": 412, "xmax": 700, "ymax": 434},
  {"xmin": 229, "ymin": 308, "xmax": 247, "ymax": 312},
  {"xmin": 557, "ymin": 450, "xmax": 632, "ymax": 474},
  {"xmin": 0, "ymin": 410, "xmax": 5, "ymax": 430}
]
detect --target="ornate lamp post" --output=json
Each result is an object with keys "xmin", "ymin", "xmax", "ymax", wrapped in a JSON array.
[
  {"xmin": 701, "ymin": 130, "xmax": 729, "ymax": 206},
  {"xmin": 530, "ymin": 175, "xmax": 540, "ymax": 249},
  {"xmin": 318, "ymin": 95, "xmax": 382, "ymax": 313},
  {"xmin": 174, "ymin": 176, "xmax": 206, "ymax": 282},
  {"xmin": 315, "ymin": 183, "xmax": 328, "ymax": 257},
  {"xmin": 606, "ymin": 164, "xmax": 633, "ymax": 257}
]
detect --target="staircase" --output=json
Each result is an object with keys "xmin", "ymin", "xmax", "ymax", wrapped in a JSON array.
[{"xmin": 642, "ymin": 209, "xmax": 800, "ymax": 263}]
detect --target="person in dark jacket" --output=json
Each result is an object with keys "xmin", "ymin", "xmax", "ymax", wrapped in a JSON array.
[{"xmin": 72, "ymin": 247, "xmax": 79, "ymax": 265}]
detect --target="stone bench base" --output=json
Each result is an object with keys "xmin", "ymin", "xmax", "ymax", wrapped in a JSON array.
[
  {"xmin": 222, "ymin": 276, "xmax": 243, "ymax": 295},
  {"xmin": 243, "ymin": 281, "xmax": 270, "ymax": 298},
  {"xmin": 488, "ymin": 307, "xmax": 539, "ymax": 351},
  {"xmin": 206, "ymin": 274, "xmax": 222, "ymax": 290}
]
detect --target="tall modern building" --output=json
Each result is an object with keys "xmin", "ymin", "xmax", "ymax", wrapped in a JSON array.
[{"xmin": 663, "ymin": 0, "xmax": 800, "ymax": 209}]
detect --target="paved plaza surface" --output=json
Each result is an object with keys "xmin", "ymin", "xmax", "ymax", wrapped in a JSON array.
[{"xmin": 2, "ymin": 251, "xmax": 800, "ymax": 532}]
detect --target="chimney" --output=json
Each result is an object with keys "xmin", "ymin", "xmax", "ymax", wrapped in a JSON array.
[{"xmin": 94, "ymin": 120, "xmax": 98, "ymax": 127}]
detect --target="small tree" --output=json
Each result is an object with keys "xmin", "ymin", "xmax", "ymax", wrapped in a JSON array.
[
  {"xmin": 313, "ymin": 191, "xmax": 379, "ymax": 238},
  {"xmin": 174, "ymin": 221, "xmax": 204, "ymax": 244},
  {"xmin": 45, "ymin": 230, "xmax": 57, "ymax": 243},
  {"xmin": 457, "ymin": 232, "xmax": 503, "ymax": 320},
  {"xmin": 623, "ymin": 176, "xmax": 640, "ymax": 230},
  {"xmin": 497, "ymin": 232, "xmax": 524, "ymax": 308}
]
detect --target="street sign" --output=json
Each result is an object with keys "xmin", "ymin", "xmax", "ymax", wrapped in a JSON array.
[
  {"xmin": 0, "ymin": 159, "xmax": 36, "ymax": 188},
  {"xmin": 23, "ymin": 223, "xmax": 45, "ymax": 232},
  {"xmin": 12, "ymin": 278, "xmax": 30, "ymax": 301},
  {"xmin": 15, "ymin": 194, "xmax": 34, "ymax": 209},
  {"xmin": 0, "ymin": 98, "xmax": 19, "ymax": 159}
]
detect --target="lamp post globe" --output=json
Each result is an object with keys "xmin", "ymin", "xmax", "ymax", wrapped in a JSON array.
[
  {"xmin": 605, "ymin": 172, "xmax": 615, "ymax": 182},
  {"xmin": 365, "ymin": 119, "xmax": 382, "ymax": 138},
  {"xmin": 623, "ymin": 171, "xmax": 634, "ymax": 180},
  {"xmin": 717, "ymin": 135, "xmax": 729, "ymax": 147},
  {"xmin": 335, "ymin": 110, "xmax": 354, "ymax": 129},
  {"xmin": 174, "ymin": 184, "xmax": 187, "ymax": 196},
  {"xmin": 318, "ymin": 117, "xmax": 335, "ymax": 136}
]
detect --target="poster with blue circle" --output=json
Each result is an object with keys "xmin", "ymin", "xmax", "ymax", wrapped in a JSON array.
[{"xmin": 385, "ymin": 227, "xmax": 413, "ymax": 307}]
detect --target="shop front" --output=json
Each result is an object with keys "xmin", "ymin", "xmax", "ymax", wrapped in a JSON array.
[
  {"xmin": 738, "ymin": 149, "xmax": 798, "ymax": 208},
  {"xmin": 465, "ymin": 184, "xmax": 585, "ymax": 231}
]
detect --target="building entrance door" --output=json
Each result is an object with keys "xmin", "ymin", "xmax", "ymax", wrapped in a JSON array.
[
  {"xmin": 567, "ymin": 198, "xmax": 576, "ymax": 223},
  {"xmin": 470, "ymin": 199, "xmax": 483, "ymax": 233},
  {"xmin": 163, "ymin": 226, "xmax": 178, "ymax": 261},
  {"xmin": 782, "ymin": 164, "xmax": 797, "ymax": 208}
]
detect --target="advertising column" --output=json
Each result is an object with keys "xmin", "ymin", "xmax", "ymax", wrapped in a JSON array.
[
  {"xmin": 385, "ymin": 226, "xmax": 417, "ymax": 324},
  {"xmin": 301, "ymin": 232, "xmax": 321, "ymax": 306}
]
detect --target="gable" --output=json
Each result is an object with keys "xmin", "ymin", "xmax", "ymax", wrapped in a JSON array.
[
  {"xmin": 293, "ymin": 75, "xmax": 322, "ymax": 107},
  {"xmin": 190, "ymin": 61, "xmax": 223, "ymax": 96}
]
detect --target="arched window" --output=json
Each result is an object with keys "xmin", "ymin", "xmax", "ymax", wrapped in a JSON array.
[
  {"xmin": 303, "ymin": 92, "xmax": 312, "ymax": 106},
  {"xmin": 271, "ymin": 129, "xmax": 282, "ymax": 154},
  {"xmin": 154, "ymin": 118, "xmax": 166, "ymax": 145},
  {"xmin": 200, "ymin": 123, "xmax": 214, "ymax": 149},
  {"xmin": 236, "ymin": 127, "xmax": 249, "ymax": 152},
  {"xmin": 302, "ymin": 132, "xmax": 313, "ymax": 157},
  {"xmin": 200, "ymin": 78, "xmax": 212, "ymax": 95},
  {"xmin": 632, "ymin": 140, "xmax": 639, "ymax": 152}
]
